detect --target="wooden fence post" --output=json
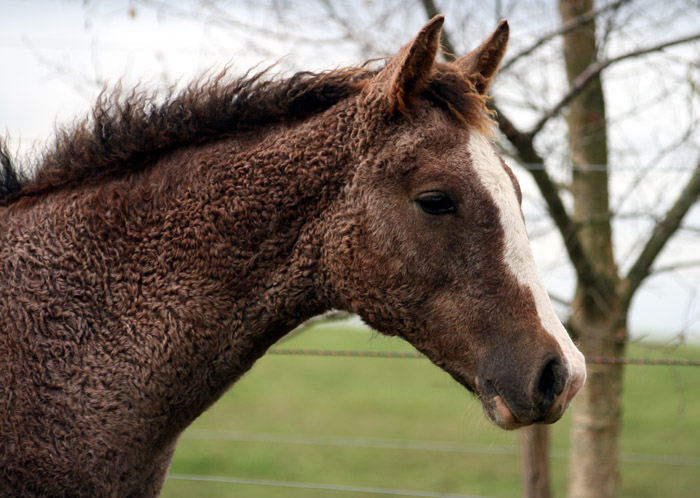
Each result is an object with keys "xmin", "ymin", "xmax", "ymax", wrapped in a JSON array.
[{"xmin": 520, "ymin": 425, "xmax": 551, "ymax": 498}]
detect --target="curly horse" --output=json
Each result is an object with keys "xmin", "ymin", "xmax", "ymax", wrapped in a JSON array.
[{"xmin": 0, "ymin": 16, "xmax": 585, "ymax": 497}]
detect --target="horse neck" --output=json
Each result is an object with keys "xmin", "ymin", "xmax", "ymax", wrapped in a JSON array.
[{"xmin": 128, "ymin": 104, "xmax": 359, "ymax": 366}]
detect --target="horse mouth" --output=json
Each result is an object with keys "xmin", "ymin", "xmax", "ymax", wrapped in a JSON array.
[
  {"xmin": 479, "ymin": 386, "xmax": 567, "ymax": 430},
  {"xmin": 475, "ymin": 378, "xmax": 537, "ymax": 430},
  {"xmin": 482, "ymin": 394, "xmax": 527, "ymax": 430},
  {"xmin": 446, "ymin": 372, "xmax": 526, "ymax": 429},
  {"xmin": 430, "ymin": 357, "xmax": 567, "ymax": 430}
]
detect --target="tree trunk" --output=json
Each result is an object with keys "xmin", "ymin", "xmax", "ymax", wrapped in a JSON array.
[
  {"xmin": 558, "ymin": 1, "xmax": 625, "ymax": 497},
  {"xmin": 568, "ymin": 316, "xmax": 625, "ymax": 498}
]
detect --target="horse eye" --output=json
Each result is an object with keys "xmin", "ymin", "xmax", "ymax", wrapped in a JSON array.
[{"xmin": 416, "ymin": 192, "xmax": 457, "ymax": 215}]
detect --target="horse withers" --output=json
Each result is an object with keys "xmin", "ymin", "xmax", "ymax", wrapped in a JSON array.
[{"xmin": 0, "ymin": 16, "xmax": 585, "ymax": 497}]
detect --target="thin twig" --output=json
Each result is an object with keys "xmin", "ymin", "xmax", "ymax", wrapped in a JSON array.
[{"xmin": 651, "ymin": 259, "xmax": 700, "ymax": 276}]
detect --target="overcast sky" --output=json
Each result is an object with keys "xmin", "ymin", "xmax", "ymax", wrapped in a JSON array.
[{"xmin": 2, "ymin": 0, "xmax": 699, "ymax": 344}]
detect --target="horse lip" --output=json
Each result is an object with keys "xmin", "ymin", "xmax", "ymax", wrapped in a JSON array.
[
  {"xmin": 493, "ymin": 395, "xmax": 524, "ymax": 429},
  {"xmin": 476, "ymin": 379, "xmax": 527, "ymax": 430},
  {"xmin": 442, "ymin": 364, "xmax": 524, "ymax": 424},
  {"xmin": 480, "ymin": 391, "xmax": 526, "ymax": 430}
]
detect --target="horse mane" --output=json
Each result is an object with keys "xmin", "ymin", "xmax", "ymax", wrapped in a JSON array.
[{"xmin": 0, "ymin": 62, "xmax": 490, "ymax": 206}]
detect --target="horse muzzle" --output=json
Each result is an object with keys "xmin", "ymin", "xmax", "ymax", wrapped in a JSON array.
[{"xmin": 478, "ymin": 352, "xmax": 587, "ymax": 430}]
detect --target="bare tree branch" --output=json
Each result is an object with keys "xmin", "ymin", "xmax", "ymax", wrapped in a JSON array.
[
  {"xmin": 500, "ymin": 0, "xmax": 634, "ymax": 73},
  {"xmin": 528, "ymin": 31, "xmax": 700, "ymax": 138},
  {"xmin": 651, "ymin": 259, "xmax": 700, "ymax": 276},
  {"xmin": 140, "ymin": 0, "xmax": 351, "ymax": 45},
  {"xmin": 621, "ymin": 157, "xmax": 700, "ymax": 306},
  {"xmin": 317, "ymin": 0, "xmax": 388, "ymax": 57},
  {"xmin": 548, "ymin": 291, "xmax": 572, "ymax": 308}
]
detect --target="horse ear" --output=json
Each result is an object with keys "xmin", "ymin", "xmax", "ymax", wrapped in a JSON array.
[
  {"xmin": 371, "ymin": 15, "xmax": 444, "ymax": 115},
  {"xmin": 455, "ymin": 20, "xmax": 509, "ymax": 95}
]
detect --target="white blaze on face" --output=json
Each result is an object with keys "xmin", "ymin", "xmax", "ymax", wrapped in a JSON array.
[{"xmin": 467, "ymin": 132, "xmax": 586, "ymax": 389}]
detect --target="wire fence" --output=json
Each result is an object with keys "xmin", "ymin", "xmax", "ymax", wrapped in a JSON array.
[
  {"xmin": 167, "ymin": 474, "xmax": 496, "ymax": 498},
  {"xmin": 177, "ymin": 429, "xmax": 700, "ymax": 468},
  {"xmin": 163, "ymin": 344, "xmax": 700, "ymax": 496},
  {"xmin": 267, "ymin": 348, "xmax": 700, "ymax": 366}
]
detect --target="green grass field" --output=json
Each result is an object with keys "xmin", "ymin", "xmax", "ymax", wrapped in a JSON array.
[{"xmin": 160, "ymin": 321, "xmax": 700, "ymax": 498}]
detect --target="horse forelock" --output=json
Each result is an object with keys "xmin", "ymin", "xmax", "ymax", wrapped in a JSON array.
[{"xmin": 420, "ymin": 62, "xmax": 494, "ymax": 134}]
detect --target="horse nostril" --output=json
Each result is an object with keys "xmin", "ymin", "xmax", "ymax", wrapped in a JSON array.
[{"xmin": 536, "ymin": 358, "xmax": 565, "ymax": 410}]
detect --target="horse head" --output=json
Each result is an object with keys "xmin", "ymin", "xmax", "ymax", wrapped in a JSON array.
[{"xmin": 321, "ymin": 16, "xmax": 586, "ymax": 429}]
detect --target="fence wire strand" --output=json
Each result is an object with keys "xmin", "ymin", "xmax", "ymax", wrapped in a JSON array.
[
  {"xmin": 166, "ymin": 474, "xmax": 500, "ymax": 498},
  {"xmin": 268, "ymin": 348, "xmax": 700, "ymax": 366},
  {"xmin": 179, "ymin": 430, "xmax": 700, "ymax": 468},
  {"xmin": 167, "ymin": 347, "xmax": 700, "ymax": 495}
]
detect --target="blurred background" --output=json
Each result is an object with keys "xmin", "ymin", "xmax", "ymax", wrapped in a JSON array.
[{"xmin": 2, "ymin": 1, "xmax": 699, "ymax": 497}]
